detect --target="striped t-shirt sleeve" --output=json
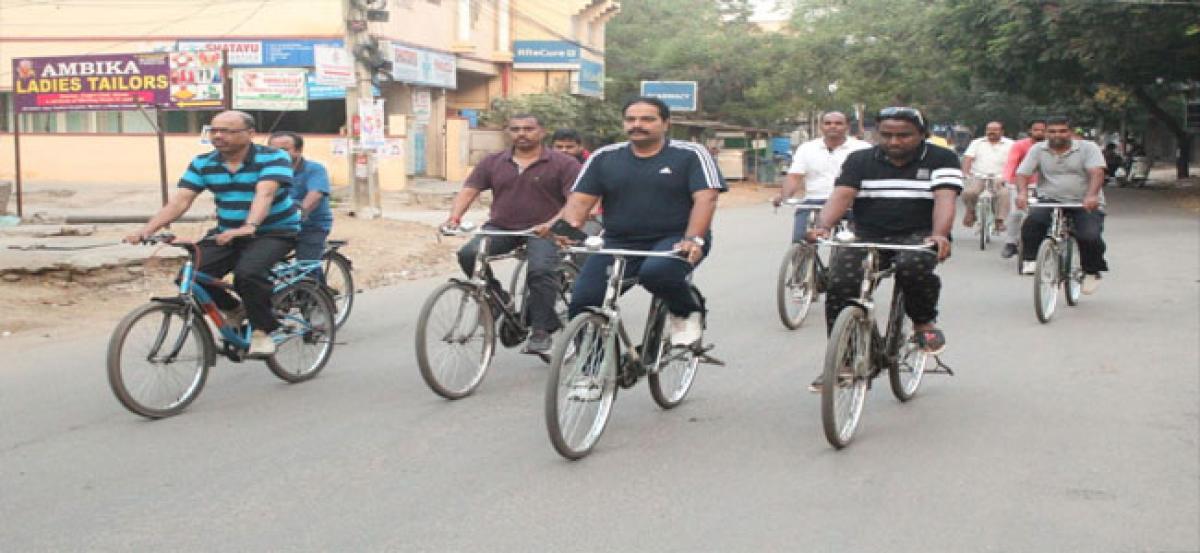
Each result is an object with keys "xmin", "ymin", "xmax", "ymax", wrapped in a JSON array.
[
  {"xmin": 684, "ymin": 144, "xmax": 726, "ymax": 192},
  {"xmin": 178, "ymin": 159, "xmax": 207, "ymax": 192},
  {"xmin": 257, "ymin": 150, "xmax": 294, "ymax": 185},
  {"xmin": 930, "ymin": 161, "xmax": 965, "ymax": 191}
]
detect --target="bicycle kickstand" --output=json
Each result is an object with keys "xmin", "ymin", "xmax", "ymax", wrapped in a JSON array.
[
  {"xmin": 926, "ymin": 355, "xmax": 955, "ymax": 376},
  {"xmin": 691, "ymin": 343, "xmax": 725, "ymax": 367}
]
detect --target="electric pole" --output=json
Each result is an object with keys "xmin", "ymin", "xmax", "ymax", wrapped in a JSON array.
[{"xmin": 343, "ymin": 0, "xmax": 381, "ymax": 218}]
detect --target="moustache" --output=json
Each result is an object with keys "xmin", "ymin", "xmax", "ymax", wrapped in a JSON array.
[{"xmin": 627, "ymin": 128, "xmax": 648, "ymax": 135}]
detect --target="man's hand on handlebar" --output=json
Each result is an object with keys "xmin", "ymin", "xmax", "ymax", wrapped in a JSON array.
[
  {"xmin": 805, "ymin": 226, "xmax": 831, "ymax": 244},
  {"xmin": 215, "ymin": 225, "xmax": 254, "ymax": 246},
  {"xmin": 672, "ymin": 240, "xmax": 705, "ymax": 264},
  {"xmin": 925, "ymin": 235, "xmax": 952, "ymax": 261}
]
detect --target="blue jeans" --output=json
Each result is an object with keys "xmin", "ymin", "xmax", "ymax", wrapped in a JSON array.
[
  {"xmin": 295, "ymin": 227, "xmax": 330, "ymax": 281},
  {"xmin": 1020, "ymin": 206, "xmax": 1108, "ymax": 273},
  {"xmin": 568, "ymin": 234, "xmax": 711, "ymax": 319}
]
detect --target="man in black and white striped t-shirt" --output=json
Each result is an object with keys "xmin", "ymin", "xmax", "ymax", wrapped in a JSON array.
[{"xmin": 806, "ymin": 107, "xmax": 962, "ymax": 391}]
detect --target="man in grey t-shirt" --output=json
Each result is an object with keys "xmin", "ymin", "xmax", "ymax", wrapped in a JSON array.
[{"xmin": 1015, "ymin": 116, "xmax": 1108, "ymax": 293}]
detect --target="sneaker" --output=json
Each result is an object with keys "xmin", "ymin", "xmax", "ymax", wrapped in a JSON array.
[
  {"xmin": 962, "ymin": 212, "xmax": 976, "ymax": 228},
  {"xmin": 669, "ymin": 312, "xmax": 704, "ymax": 347},
  {"xmin": 248, "ymin": 330, "xmax": 276, "ymax": 357},
  {"xmin": 566, "ymin": 376, "xmax": 601, "ymax": 401},
  {"xmin": 523, "ymin": 329, "xmax": 553, "ymax": 354},
  {"xmin": 220, "ymin": 305, "xmax": 245, "ymax": 328},
  {"xmin": 1001, "ymin": 243, "xmax": 1018, "ymax": 259},
  {"xmin": 1082, "ymin": 273, "xmax": 1102, "ymax": 295},
  {"xmin": 1021, "ymin": 261, "xmax": 1037, "ymax": 275},
  {"xmin": 808, "ymin": 374, "xmax": 824, "ymax": 393}
]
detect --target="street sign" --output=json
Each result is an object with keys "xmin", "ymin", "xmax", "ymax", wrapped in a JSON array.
[{"xmin": 640, "ymin": 81, "xmax": 698, "ymax": 112}]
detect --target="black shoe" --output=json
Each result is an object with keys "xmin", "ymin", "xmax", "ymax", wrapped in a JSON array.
[
  {"xmin": 523, "ymin": 330, "xmax": 553, "ymax": 354},
  {"xmin": 1001, "ymin": 243, "xmax": 1018, "ymax": 259}
]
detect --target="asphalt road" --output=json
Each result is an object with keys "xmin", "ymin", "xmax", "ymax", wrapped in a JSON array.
[{"xmin": 1, "ymin": 187, "xmax": 1196, "ymax": 552}]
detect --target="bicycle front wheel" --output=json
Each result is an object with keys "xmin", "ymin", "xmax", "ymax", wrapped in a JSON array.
[
  {"xmin": 776, "ymin": 243, "xmax": 816, "ymax": 329},
  {"xmin": 1034, "ymin": 240, "xmax": 1060, "ymax": 323},
  {"xmin": 416, "ymin": 281, "xmax": 496, "ymax": 399},
  {"xmin": 647, "ymin": 301, "xmax": 700, "ymax": 409},
  {"xmin": 322, "ymin": 251, "xmax": 354, "ymax": 329},
  {"xmin": 266, "ymin": 280, "xmax": 337, "ymax": 383},
  {"xmin": 1063, "ymin": 237, "xmax": 1082, "ymax": 306},
  {"xmin": 545, "ymin": 312, "xmax": 617, "ymax": 460},
  {"xmin": 107, "ymin": 301, "xmax": 211, "ymax": 419},
  {"xmin": 821, "ymin": 306, "xmax": 872, "ymax": 449}
]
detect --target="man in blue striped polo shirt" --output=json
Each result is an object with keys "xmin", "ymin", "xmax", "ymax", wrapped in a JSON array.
[{"xmin": 127, "ymin": 110, "xmax": 300, "ymax": 356}]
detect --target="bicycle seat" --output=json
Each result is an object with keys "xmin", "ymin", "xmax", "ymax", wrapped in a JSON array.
[{"xmin": 327, "ymin": 239, "xmax": 348, "ymax": 248}]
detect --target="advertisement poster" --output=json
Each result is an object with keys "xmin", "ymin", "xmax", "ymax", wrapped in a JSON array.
[
  {"xmin": 358, "ymin": 98, "xmax": 386, "ymax": 150},
  {"xmin": 331, "ymin": 138, "xmax": 349, "ymax": 156},
  {"xmin": 231, "ymin": 68, "xmax": 308, "ymax": 111},
  {"xmin": 13, "ymin": 53, "xmax": 173, "ymax": 112},
  {"xmin": 169, "ymin": 50, "xmax": 225, "ymax": 109},
  {"xmin": 177, "ymin": 40, "xmax": 263, "ymax": 65},
  {"xmin": 390, "ymin": 43, "xmax": 455, "ymax": 89},
  {"xmin": 313, "ymin": 44, "xmax": 355, "ymax": 87},
  {"xmin": 412, "ymin": 89, "xmax": 432, "ymax": 122},
  {"xmin": 378, "ymin": 139, "xmax": 404, "ymax": 158}
]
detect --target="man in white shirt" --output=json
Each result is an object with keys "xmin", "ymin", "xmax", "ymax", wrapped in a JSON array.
[
  {"xmin": 773, "ymin": 112, "xmax": 872, "ymax": 241},
  {"xmin": 960, "ymin": 121, "xmax": 1014, "ymax": 231}
]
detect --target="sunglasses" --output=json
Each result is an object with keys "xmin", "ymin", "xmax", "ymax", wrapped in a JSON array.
[{"xmin": 876, "ymin": 107, "xmax": 926, "ymax": 130}]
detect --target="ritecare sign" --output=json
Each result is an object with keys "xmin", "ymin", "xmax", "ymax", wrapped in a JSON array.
[
  {"xmin": 640, "ymin": 81, "xmax": 698, "ymax": 112},
  {"xmin": 513, "ymin": 40, "xmax": 581, "ymax": 69}
]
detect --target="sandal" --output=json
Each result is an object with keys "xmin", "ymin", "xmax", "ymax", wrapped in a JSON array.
[{"xmin": 914, "ymin": 328, "xmax": 946, "ymax": 355}]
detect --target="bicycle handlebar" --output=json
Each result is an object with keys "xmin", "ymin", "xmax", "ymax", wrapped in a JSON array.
[
  {"xmin": 816, "ymin": 239, "xmax": 938, "ymax": 254},
  {"xmin": 439, "ymin": 223, "xmax": 537, "ymax": 238},
  {"xmin": 564, "ymin": 245, "xmax": 688, "ymax": 260},
  {"xmin": 1029, "ymin": 202, "xmax": 1086, "ymax": 209}
]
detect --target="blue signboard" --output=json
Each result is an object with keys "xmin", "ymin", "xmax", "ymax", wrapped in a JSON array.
[
  {"xmin": 575, "ymin": 59, "xmax": 604, "ymax": 98},
  {"xmin": 176, "ymin": 39, "xmax": 344, "ymax": 67},
  {"xmin": 513, "ymin": 40, "xmax": 581, "ymax": 68},
  {"xmin": 305, "ymin": 73, "xmax": 379, "ymax": 100},
  {"xmin": 640, "ymin": 81, "xmax": 698, "ymax": 112}
]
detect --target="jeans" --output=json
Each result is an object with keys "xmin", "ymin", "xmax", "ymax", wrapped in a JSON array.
[
  {"xmin": 824, "ymin": 231, "xmax": 941, "ymax": 334},
  {"xmin": 295, "ymin": 227, "xmax": 330, "ymax": 281},
  {"xmin": 457, "ymin": 226, "xmax": 563, "ymax": 333},
  {"xmin": 568, "ymin": 234, "xmax": 710, "ymax": 319},
  {"xmin": 196, "ymin": 233, "xmax": 296, "ymax": 333},
  {"xmin": 1020, "ymin": 206, "xmax": 1108, "ymax": 274}
]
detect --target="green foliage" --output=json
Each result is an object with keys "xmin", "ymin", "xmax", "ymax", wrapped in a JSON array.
[{"xmin": 483, "ymin": 93, "xmax": 624, "ymax": 144}]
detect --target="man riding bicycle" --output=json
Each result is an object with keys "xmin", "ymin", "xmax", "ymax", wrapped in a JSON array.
[
  {"xmin": 443, "ymin": 113, "xmax": 581, "ymax": 354},
  {"xmin": 773, "ymin": 111, "xmax": 871, "ymax": 241},
  {"xmin": 1015, "ymin": 116, "xmax": 1108, "ymax": 294},
  {"xmin": 806, "ymin": 107, "xmax": 962, "ymax": 392},
  {"xmin": 125, "ymin": 110, "xmax": 300, "ymax": 357},
  {"xmin": 542, "ymin": 96, "xmax": 726, "ymax": 349},
  {"xmin": 960, "ymin": 121, "xmax": 1013, "ymax": 232},
  {"xmin": 268, "ymin": 131, "xmax": 333, "ymax": 280},
  {"xmin": 1000, "ymin": 119, "xmax": 1047, "ymax": 259}
]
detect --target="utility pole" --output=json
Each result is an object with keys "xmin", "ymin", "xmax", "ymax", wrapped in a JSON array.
[{"xmin": 343, "ymin": 0, "xmax": 381, "ymax": 218}]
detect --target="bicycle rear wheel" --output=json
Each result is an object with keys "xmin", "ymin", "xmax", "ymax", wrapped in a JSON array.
[
  {"xmin": 416, "ymin": 281, "xmax": 496, "ymax": 399},
  {"xmin": 107, "ymin": 301, "xmax": 212, "ymax": 419},
  {"xmin": 886, "ymin": 292, "xmax": 927, "ymax": 402},
  {"xmin": 545, "ymin": 312, "xmax": 617, "ymax": 460},
  {"xmin": 266, "ymin": 280, "xmax": 337, "ymax": 383},
  {"xmin": 322, "ymin": 251, "xmax": 354, "ymax": 329},
  {"xmin": 1034, "ymin": 240, "xmax": 1060, "ymax": 323},
  {"xmin": 821, "ymin": 306, "xmax": 871, "ymax": 449},
  {"xmin": 1063, "ymin": 237, "xmax": 1082, "ymax": 306},
  {"xmin": 776, "ymin": 243, "xmax": 816, "ymax": 329},
  {"xmin": 647, "ymin": 300, "xmax": 700, "ymax": 409},
  {"xmin": 508, "ymin": 257, "xmax": 528, "ymax": 322}
]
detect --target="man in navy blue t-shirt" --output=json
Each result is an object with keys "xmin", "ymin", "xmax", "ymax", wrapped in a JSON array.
[
  {"xmin": 269, "ymin": 132, "xmax": 333, "ymax": 280},
  {"xmin": 544, "ymin": 97, "xmax": 726, "ymax": 361}
]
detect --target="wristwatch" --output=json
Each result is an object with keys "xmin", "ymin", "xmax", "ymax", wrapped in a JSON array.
[{"xmin": 686, "ymin": 236, "xmax": 706, "ymax": 247}]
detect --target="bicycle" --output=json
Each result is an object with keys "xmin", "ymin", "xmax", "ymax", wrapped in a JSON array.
[
  {"xmin": 286, "ymin": 239, "xmax": 354, "ymax": 330},
  {"xmin": 774, "ymin": 199, "xmax": 850, "ymax": 330},
  {"xmin": 972, "ymin": 173, "xmax": 1001, "ymax": 250},
  {"xmin": 106, "ymin": 234, "xmax": 337, "ymax": 419},
  {"xmin": 816, "ymin": 236, "xmax": 953, "ymax": 449},
  {"xmin": 415, "ymin": 225, "xmax": 577, "ymax": 400},
  {"xmin": 544, "ymin": 237, "xmax": 723, "ymax": 460},
  {"xmin": 1030, "ymin": 201, "xmax": 1086, "ymax": 324}
]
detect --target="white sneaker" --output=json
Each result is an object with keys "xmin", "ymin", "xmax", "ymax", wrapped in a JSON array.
[
  {"xmin": 249, "ymin": 330, "xmax": 276, "ymax": 357},
  {"xmin": 1021, "ymin": 261, "xmax": 1037, "ymax": 275},
  {"xmin": 669, "ymin": 312, "xmax": 703, "ymax": 347},
  {"xmin": 1082, "ymin": 273, "xmax": 1102, "ymax": 295},
  {"xmin": 566, "ymin": 376, "xmax": 601, "ymax": 401}
]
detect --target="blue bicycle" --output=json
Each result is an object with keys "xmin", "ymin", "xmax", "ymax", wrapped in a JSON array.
[{"xmin": 106, "ymin": 234, "xmax": 337, "ymax": 418}]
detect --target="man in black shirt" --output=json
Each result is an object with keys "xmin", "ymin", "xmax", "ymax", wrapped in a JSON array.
[
  {"xmin": 806, "ymin": 107, "xmax": 962, "ymax": 391},
  {"xmin": 543, "ymin": 97, "xmax": 726, "ymax": 350}
]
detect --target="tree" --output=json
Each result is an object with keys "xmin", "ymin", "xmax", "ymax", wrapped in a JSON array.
[
  {"xmin": 483, "ymin": 93, "xmax": 623, "ymax": 145},
  {"xmin": 940, "ymin": 0, "xmax": 1200, "ymax": 177}
]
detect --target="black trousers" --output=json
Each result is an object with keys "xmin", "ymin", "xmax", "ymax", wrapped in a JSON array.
[
  {"xmin": 1020, "ymin": 207, "xmax": 1108, "ymax": 274},
  {"xmin": 196, "ymin": 233, "xmax": 296, "ymax": 333},
  {"xmin": 824, "ymin": 231, "xmax": 942, "ymax": 334},
  {"xmin": 457, "ymin": 227, "xmax": 563, "ymax": 333}
]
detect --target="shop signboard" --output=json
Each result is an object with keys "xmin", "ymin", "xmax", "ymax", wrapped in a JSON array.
[
  {"xmin": 12, "ymin": 52, "xmax": 223, "ymax": 112},
  {"xmin": 231, "ymin": 67, "xmax": 308, "ymax": 111}
]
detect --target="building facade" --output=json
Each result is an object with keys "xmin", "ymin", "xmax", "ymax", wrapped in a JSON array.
[{"xmin": 0, "ymin": 0, "xmax": 619, "ymax": 191}]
